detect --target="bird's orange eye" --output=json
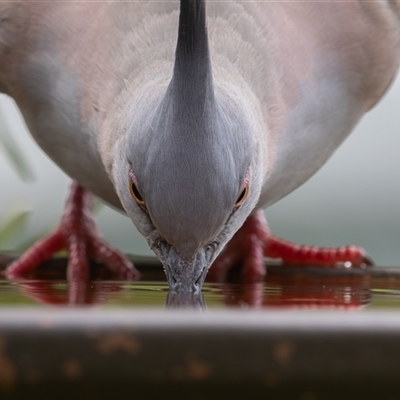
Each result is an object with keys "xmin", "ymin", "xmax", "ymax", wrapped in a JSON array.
[
  {"xmin": 129, "ymin": 167, "xmax": 146, "ymax": 210},
  {"xmin": 129, "ymin": 178, "xmax": 146, "ymax": 206},
  {"xmin": 234, "ymin": 171, "xmax": 250, "ymax": 208},
  {"xmin": 234, "ymin": 182, "xmax": 250, "ymax": 208}
]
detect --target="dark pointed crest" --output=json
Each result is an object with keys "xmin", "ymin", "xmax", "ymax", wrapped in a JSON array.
[{"xmin": 171, "ymin": 0, "xmax": 214, "ymax": 111}]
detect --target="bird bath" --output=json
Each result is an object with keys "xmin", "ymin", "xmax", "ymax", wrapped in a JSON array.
[{"xmin": 0, "ymin": 253, "xmax": 400, "ymax": 399}]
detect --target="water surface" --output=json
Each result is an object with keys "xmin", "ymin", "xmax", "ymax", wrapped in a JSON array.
[{"xmin": 1, "ymin": 254, "xmax": 400, "ymax": 309}]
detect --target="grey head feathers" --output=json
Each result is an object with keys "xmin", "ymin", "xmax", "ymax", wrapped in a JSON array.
[
  {"xmin": 173, "ymin": 0, "xmax": 212, "ymax": 109},
  {"xmin": 112, "ymin": 0, "xmax": 263, "ymax": 292}
]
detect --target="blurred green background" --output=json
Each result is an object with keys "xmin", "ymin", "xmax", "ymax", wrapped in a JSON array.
[{"xmin": 1, "ymin": 74, "xmax": 400, "ymax": 266}]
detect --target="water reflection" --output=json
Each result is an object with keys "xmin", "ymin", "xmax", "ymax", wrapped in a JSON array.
[
  {"xmin": 15, "ymin": 280, "xmax": 124, "ymax": 305},
  {"xmin": 2, "ymin": 255, "xmax": 399, "ymax": 309},
  {"xmin": 2, "ymin": 277, "xmax": 372, "ymax": 309},
  {"xmin": 165, "ymin": 291, "xmax": 206, "ymax": 309},
  {"xmin": 219, "ymin": 282, "xmax": 371, "ymax": 309}
]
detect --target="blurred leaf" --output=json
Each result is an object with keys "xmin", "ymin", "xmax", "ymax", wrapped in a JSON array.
[
  {"xmin": 0, "ymin": 210, "xmax": 31, "ymax": 248},
  {"xmin": 0, "ymin": 208, "xmax": 58, "ymax": 251},
  {"xmin": 93, "ymin": 197, "xmax": 104, "ymax": 214},
  {"xmin": 18, "ymin": 226, "xmax": 58, "ymax": 251},
  {"xmin": 0, "ymin": 106, "xmax": 35, "ymax": 182}
]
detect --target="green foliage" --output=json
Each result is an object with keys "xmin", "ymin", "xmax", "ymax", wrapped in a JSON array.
[
  {"xmin": 93, "ymin": 197, "xmax": 104, "ymax": 214},
  {"xmin": 0, "ymin": 102, "xmax": 52, "ymax": 250},
  {"xmin": 0, "ymin": 209, "xmax": 31, "ymax": 249},
  {"xmin": 0, "ymin": 106, "xmax": 34, "ymax": 181},
  {"xmin": 0, "ymin": 207, "xmax": 59, "ymax": 251}
]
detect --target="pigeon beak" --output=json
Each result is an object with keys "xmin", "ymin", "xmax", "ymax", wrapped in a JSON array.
[{"xmin": 161, "ymin": 246, "xmax": 210, "ymax": 293}]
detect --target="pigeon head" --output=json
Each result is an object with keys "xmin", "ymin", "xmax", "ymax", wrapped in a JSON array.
[{"xmin": 112, "ymin": 0, "xmax": 264, "ymax": 292}]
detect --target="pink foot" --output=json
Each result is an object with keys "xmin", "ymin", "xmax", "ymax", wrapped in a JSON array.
[
  {"xmin": 210, "ymin": 210, "xmax": 372, "ymax": 282},
  {"xmin": 5, "ymin": 181, "xmax": 139, "ymax": 281}
]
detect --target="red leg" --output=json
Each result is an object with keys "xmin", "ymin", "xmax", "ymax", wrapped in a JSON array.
[
  {"xmin": 6, "ymin": 181, "xmax": 139, "ymax": 281},
  {"xmin": 210, "ymin": 210, "xmax": 372, "ymax": 282}
]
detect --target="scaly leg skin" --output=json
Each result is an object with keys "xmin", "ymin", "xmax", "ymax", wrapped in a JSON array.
[
  {"xmin": 210, "ymin": 210, "xmax": 373, "ymax": 283},
  {"xmin": 6, "ymin": 181, "xmax": 140, "ymax": 282}
]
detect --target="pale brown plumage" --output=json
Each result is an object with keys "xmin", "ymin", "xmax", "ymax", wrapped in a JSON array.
[{"xmin": 1, "ymin": 1, "xmax": 399, "ymax": 291}]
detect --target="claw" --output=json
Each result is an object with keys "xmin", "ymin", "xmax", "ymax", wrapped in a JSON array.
[
  {"xmin": 6, "ymin": 181, "xmax": 140, "ymax": 281},
  {"xmin": 210, "ymin": 210, "xmax": 372, "ymax": 282}
]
